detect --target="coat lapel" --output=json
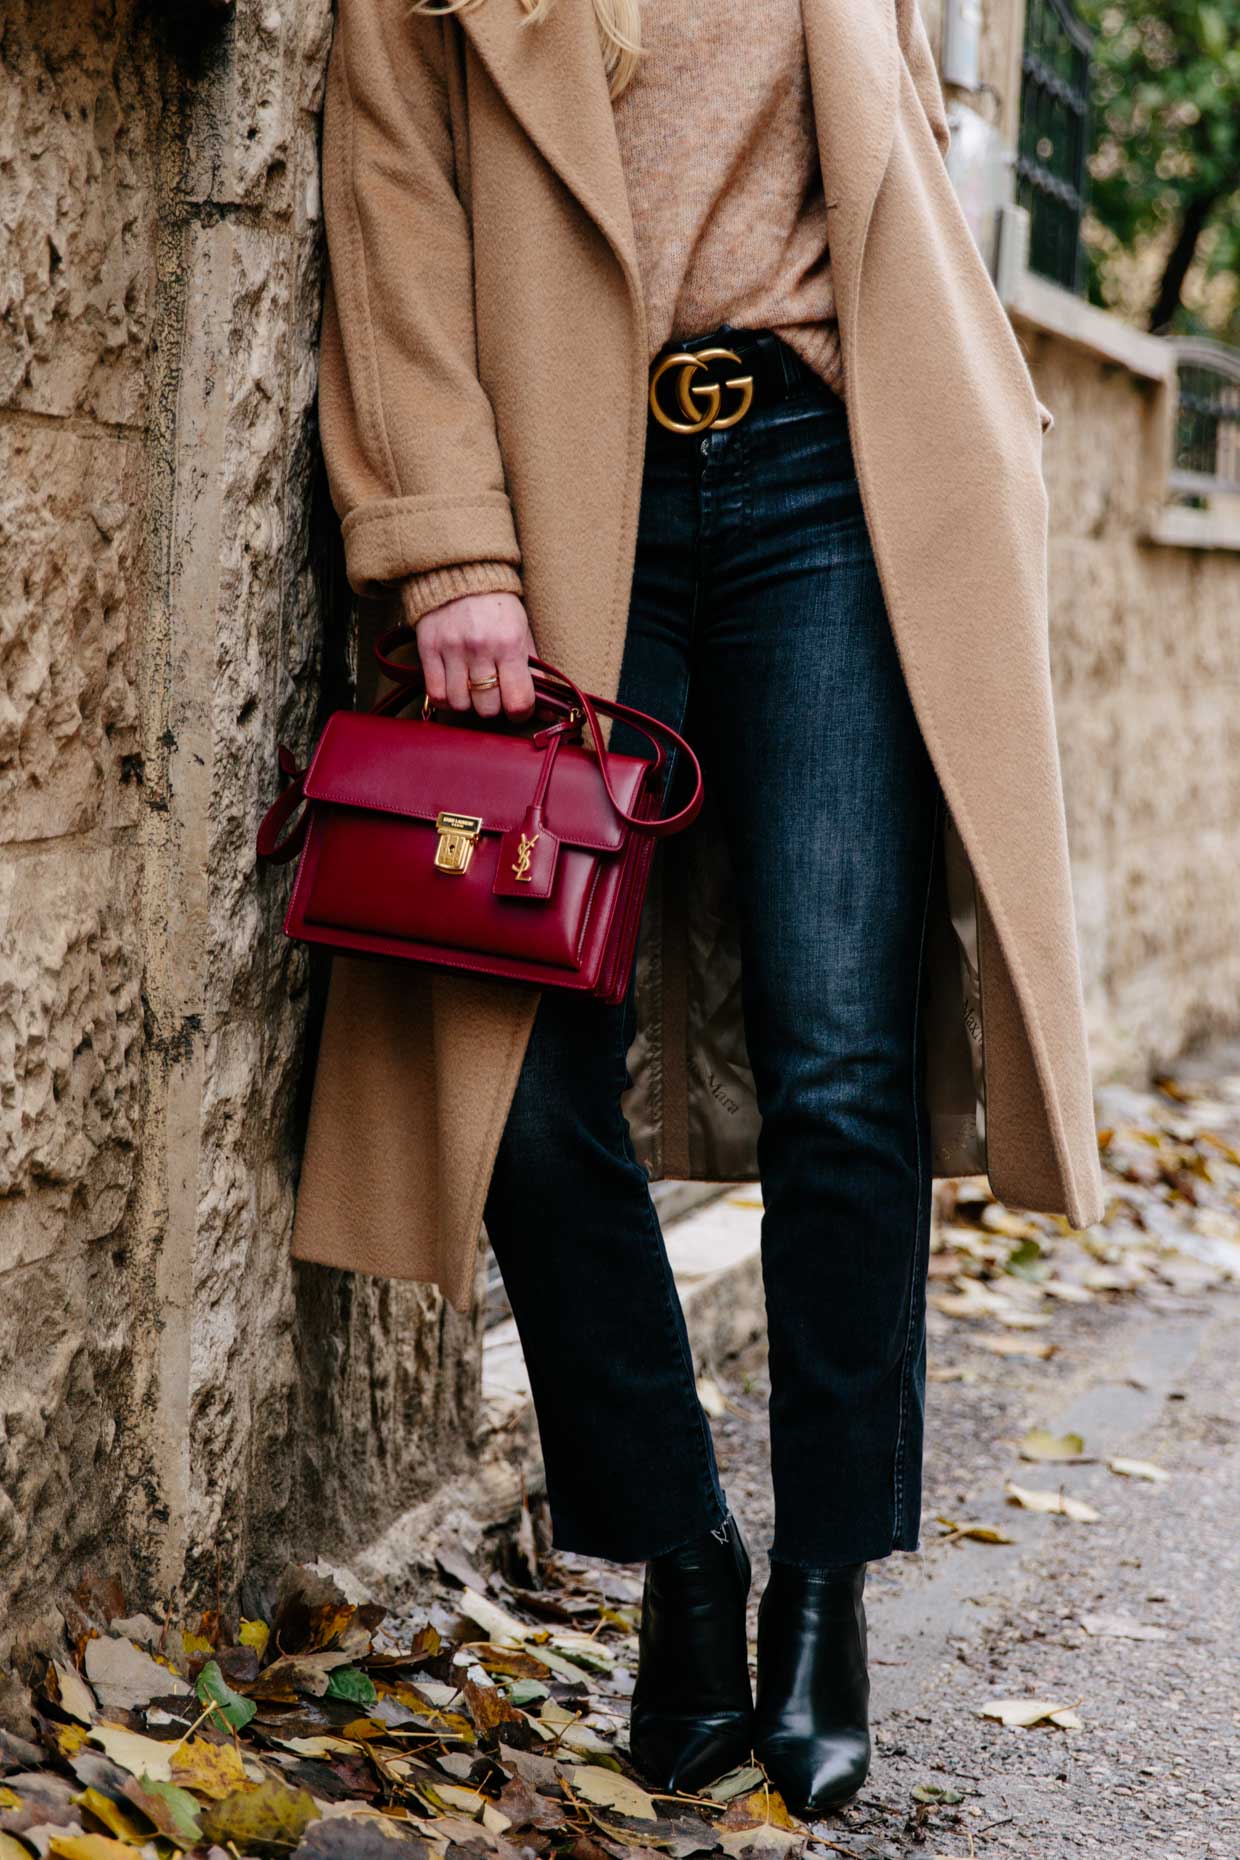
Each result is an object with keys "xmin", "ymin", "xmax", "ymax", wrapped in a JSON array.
[
  {"xmin": 802, "ymin": 0, "xmax": 899, "ymax": 333},
  {"xmin": 458, "ymin": 0, "xmax": 900, "ymax": 342},
  {"xmin": 456, "ymin": 0, "xmax": 642, "ymax": 308}
]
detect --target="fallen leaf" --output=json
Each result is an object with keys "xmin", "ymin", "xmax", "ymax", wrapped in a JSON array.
[
  {"xmin": 1107, "ymin": 1458, "xmax": 1170, "ymax": 1483},
  {"xmin": 1004, "ymin": 1482, "xmax": 1100, "ymax": 1523},
  {"xmin": 569, "ymin": 1766, "xmax": 657, "ymax": 1820},
  {"xmin": 463, "ymin": 1675, "xmax": 523, "ymax": 1736},
  {"xmin": 911, "ymin": 1782, "xmax": 965, "ymax": 1805},
  {"xmin": 1019, "ymin": 1429, "xmax": 1089, "ymax": 1463},
  {"xmin": 325, "ymin": 1666, "xmax": 377, "ymax": 1707},
  {"xmin": 426, "ymin": 1780, "xmax": 488, "ymax": 1817},
  {"xmin": 976, "ymin": 1335, "xmax": 1056, "ymax": 1359},
  {"xmin": 195, "ymin": 1658, "xmax": 257, "ymax": 1731},
  {"xmin": 167, "ymin": 1735, "xmax": 250, "ymax": 1800},
  {"xmin": 1040, "ymin": 1280, "xmax": 1094, "ymax": 1304},
  {"xmin": 48, "ymin": 1838, "xmax": 146, "ymax": 1860},
  {"xmin": 87, "ymin": 1726, "xmax": 177, "ymax": 1784},
  {"xmin": 200, "ymin": 1779, "xmax": 319, "ymax": 1850},
  {"xmin": 50, "ymin": 1663, "xmax": 98, "ymax": 1727},
  {"xmin": 979, "ymin": 1698, "xmax": 1081, "ymax": 1729},
  {"xmin": 981, "ymin": 1205, "xmax": 1042, "ymax": 1239},
  {"xmin": 456, "ymin": 1588, "xmax": 534, "ymax": 1646},
  {"xmin": 239, "ymin": 1618, "xmax": 271, "ymax": 1660},
  {"xmin": 82, "ymin": 1637, "xmax": 191, "ymax": 1713},
  {"xmin": 1080, "ymin": 1613, "xmax": 1168, "ymax": 1642},
  {"xmin": 294, "ymin": 1816, "xmax": 413, "ymax": 1856},
  {"xmin": 69, "ymin": 1789, "xmax": 150, "ymax": 1845},
  {"xmin": 705, "ymin": 1766, "xmax": 765, "ymax": 1803},
  {"xmin": 935, "ymin": 1516, "xmax": 1015, "ymax": 1545},
  {"xmin": 121, "ymin": 1773, "xmax": 203, "ymax": 1848}
]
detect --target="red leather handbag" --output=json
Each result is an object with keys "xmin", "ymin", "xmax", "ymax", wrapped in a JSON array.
[{"xmin": 256, "ymin": 627, "xmax": 703, "ymax": 1004}]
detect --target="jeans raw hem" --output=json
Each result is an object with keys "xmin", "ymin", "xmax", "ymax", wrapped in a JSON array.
[
  {"xmin": 549, "ymin": 1493, "xmax": 731, "ymax": 1566},
  {"xmin": 767, "ymin": 1531, "xmax": 920, "ymax": 1572}
]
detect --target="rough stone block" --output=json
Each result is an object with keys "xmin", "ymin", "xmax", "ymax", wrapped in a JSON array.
[
  {"xmin": 0, "ymin": 845, "xmax": 141, "ymax": 1272},
  {"xmin": 0, "ymin": 423, "xmax": 143, "ymax": 842},
  {"xmin": 0, "ymin": 1241, "xmax": 138, "ymax": 1620},
  {"xmin": 0, "ymin": 0, "xmax": 158, "ymax": 424}
]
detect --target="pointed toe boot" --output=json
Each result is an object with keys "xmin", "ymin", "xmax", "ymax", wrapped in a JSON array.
[
  {"xmin": 628, "ymin": 1513, "xmax": 754, "ymax": 1795},
  {"xmin": 755, "ymin": 1562, "xmax": 870, "ymax": 1818}
]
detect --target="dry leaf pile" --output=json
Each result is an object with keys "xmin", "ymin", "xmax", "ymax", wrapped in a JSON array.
[
  {"xmin": 928, "ymin": 1074, "xmax": 1240, "ymax": 1342},
  {"xmin": 0, "ymin": 1561, "xmax": 821, "ymax": 1860}
]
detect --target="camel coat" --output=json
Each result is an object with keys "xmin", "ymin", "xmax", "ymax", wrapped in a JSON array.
[{"xmin": 289, "ymin": 0, "xmax": 1106, "ymax": 1312}]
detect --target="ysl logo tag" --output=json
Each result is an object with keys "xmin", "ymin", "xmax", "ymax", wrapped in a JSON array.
[{"xmin": 512, "ymin": 833, "xmax": 540, "ymax": 882}]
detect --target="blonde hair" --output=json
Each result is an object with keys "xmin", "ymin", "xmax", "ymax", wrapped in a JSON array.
[{"xmin": 411, "ymin": 0, "xmax": 644, "ymax": 100}]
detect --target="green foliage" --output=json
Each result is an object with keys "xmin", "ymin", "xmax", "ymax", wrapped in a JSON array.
[{"xmin": 1077, "ymin": 0, "xmax": 1240, "ymax": 326}]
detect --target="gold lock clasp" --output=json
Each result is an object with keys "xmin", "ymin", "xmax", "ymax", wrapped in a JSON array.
[{"xmin": 434, "ymin": 811, "xmax": 483, "ymax": 875}]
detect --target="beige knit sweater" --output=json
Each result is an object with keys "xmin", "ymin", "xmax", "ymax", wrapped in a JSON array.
[{"xmin": 402, "ymin": 0, "xmax": 841, "ymax": 623}]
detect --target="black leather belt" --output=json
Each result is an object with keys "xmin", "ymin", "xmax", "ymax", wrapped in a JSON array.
[{"xmin": 647, "ymin": 325, "xmax": 824, "ymax": 435}]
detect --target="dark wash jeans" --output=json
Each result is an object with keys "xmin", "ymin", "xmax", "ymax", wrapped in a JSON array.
[{"xmin": 485, "ymin": 328, "xmax": 941, "ymax": 1569}]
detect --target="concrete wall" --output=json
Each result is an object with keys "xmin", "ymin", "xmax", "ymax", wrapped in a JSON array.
[{"xmin": 0, "ymin": 0, "xmax": 479, "ymax": 1660}]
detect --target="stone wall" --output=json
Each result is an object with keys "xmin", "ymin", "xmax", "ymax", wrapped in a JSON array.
[
  {"xmin": 0, "ymin": 0, "xmax": 480, "ymax": 1661},
  {"xmin": 1030, "ymin": 340, "xmax": 1240, "ymax": 1080},
  {"xmin": 3, "ymin": 0, "xmax": 1240, "ymax": 1659}
]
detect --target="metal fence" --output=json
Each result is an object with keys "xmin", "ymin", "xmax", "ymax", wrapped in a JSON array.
[
  {"xmin": 1016, "ymin": 0, "xmax": 1094, "ymax": 294},
  {"xmin": 1169, "ymin": 339, "xmax": 1240, "ymax": 500}
]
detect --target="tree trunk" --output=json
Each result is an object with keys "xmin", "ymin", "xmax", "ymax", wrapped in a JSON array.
[{"xmin": 1148, "ymin": 190, "xmax": 1218, "ymax": 334}]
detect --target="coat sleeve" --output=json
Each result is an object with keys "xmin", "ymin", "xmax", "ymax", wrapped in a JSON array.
[
  {"xmin": 897, "ymin": 0, "xmax": 951, "ymax": 164},
  {"xmin": 317, "ymin": 0, "xmax": 524, "ymax": 603}
]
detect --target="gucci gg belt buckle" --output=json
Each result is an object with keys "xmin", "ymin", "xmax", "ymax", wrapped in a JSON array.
[{"xmin": 649, "ymin": 345, "xmax": 755, "ymax": 435}]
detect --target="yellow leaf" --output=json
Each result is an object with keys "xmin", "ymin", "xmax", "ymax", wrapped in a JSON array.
[
  {"xmin": 180, "ymin": 1632, "xmax": 214, "ymax": 1657},
  {"xmin": 720, "ymin": 1789, "xmax": 800, "ymax": 1832},
  {"xmin": 0, "ymin": 1835, "xmax": 35, "ymax": 1860},
  {"xmin": 1004, "ymin": 1482, "xmax": 1100, "ymax": 1523},
  {"xmin": 0, "ymin": 1788, "xmax": 20, "ymax": 1808},
  {"xmin": 1019, "ymin": 1428, "xmax": 1088, "ymax": 1463},
  {"xmin": 72, "ymin": 1787, "xmax": 152, "ymax": 1844},
  {"xmin": 200, "ymin": 1780, "xmax": 319, "ymax": 1849},
  {"xmin": 238, "ymin": 1618, "xmax": 270, "ymax": 1659},
  {"xmin": 49, "ymin": 1837, "xmax": 147, "ymax": 1859},
  {"xmin": 977, "ymin": 1335, "xmax": 1056, "ymax": 1359},
  {"xmin": 168, "ymin": 1735, "xmax": 249, "ymax": 1799},
  {"xmin": 934, "ymin": 1516, "xmax": 1015, "ymax": 1545},
  {"xmin": 339, "ymin": 1716, "xmax": 390, "ymax": 1741}
]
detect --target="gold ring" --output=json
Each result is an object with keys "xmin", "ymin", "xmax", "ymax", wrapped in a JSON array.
[{"xmin": 467, "ymin": 672, "xmax": 500, "ymax": 692}]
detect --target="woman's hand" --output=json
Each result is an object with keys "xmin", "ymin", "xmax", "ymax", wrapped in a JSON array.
[{"xmin": 414, "ymin": 592, "xmax": 537, "ymax": 720}]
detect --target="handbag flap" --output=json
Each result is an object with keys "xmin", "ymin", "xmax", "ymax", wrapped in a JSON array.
[{"xmin": 302, "ymin": 710, "xmax": 650, "ymax": 852}]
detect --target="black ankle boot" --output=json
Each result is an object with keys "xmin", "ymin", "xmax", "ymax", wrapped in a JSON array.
[
  {"xmin": 755, "ymin": 1562, "xmax": 870, "ymax": 1817},
  {"xmin": 628, "ymin": 1513, "xmax": 754, "ymax": 1794}
]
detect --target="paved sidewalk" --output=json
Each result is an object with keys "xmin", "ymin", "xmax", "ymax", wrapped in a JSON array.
[{"xmin": 702, "ymin": 1281, "xmax": 1240, "ymax": 1860}]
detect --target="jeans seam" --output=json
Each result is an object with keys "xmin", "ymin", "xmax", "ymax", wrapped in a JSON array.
[
  {"xmin": 890, "ymin": 784, "xmax": 943, "ymax": 1543},
  {"xmin": 609, "ymin": 662, "xmax": 723, "ymax": 1540},
  {"xmin": 609, "ymin": 1001, "xmax": 725, "ymax": 1530}
]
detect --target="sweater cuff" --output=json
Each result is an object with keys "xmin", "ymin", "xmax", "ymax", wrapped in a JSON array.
[{"xmin": 399, "ymin": 561, "xmax": 525, "ymax": 626}]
